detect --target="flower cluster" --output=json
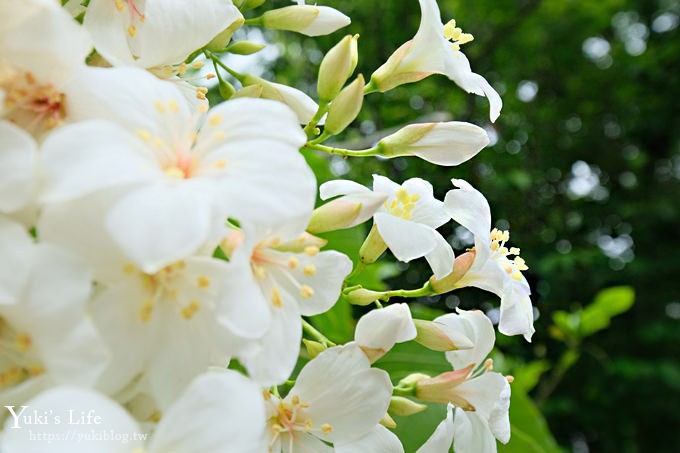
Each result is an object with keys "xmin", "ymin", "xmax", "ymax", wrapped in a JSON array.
[{"xmin": 0, "ymin": 0, "xmax": 534, "ymax": 452}]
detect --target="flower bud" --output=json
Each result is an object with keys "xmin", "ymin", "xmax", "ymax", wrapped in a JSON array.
[
  {"xmin": 367, "ymin": 41, "xmax": 419, "ymax": 93},
  {"xmin": 388, "ymin": 396, "xmax": 428, "ymax": 417},
  {"xmin": 380, "ymin": 413, "xmax": 397, "ymax": 429},
  {"xmin": 355, "ymin": 304, "xmax": 416, "ymax": 362},
  {"xmin": 359, "ymin": 223, "xmax": 387, "ymax": 264},
  {"xmin": 429, "ymin": 250, "xmax": 476, "ymax": 294},
  {"xmin": 343, "ymin": 288, "xmax": 388, "ymax": 306},
  {"xmin": 414, "ymin": 365, "xmax": 476, "ymax": 408},
  {"xmin": 317, "ymin": 34, "xmax": 359, "ymax": 101},
  {"xmin": 238, "ymin": 75, "xmax": 319, "ymax": 124},
  {"xmin": 397, "ymin": 373, "xmax": 430, "ymax": 393},
  {"xmin": 302, "ymin": 339, "xmax": 326, "ymax": 359},
  {"xmin": 226, "ymin": 41, "xmax": 266, "ymax": 55},
  {"xmin": 324, "ymin": 74, "xmax": 364, "ymax": 135},
  {"xmin": 413, "ymin": 319, "xmax": 474, "ymax": 352},
  {"xmin": 207, "ymin": 15, "xmax": 245, "ymax": 51},
  {"xmin": 377, "ymin": 122, "xmax": 490, "ymax": 166},
  {"xmin": 218, "ymin": 79, "xmax": 236, "ymax": 100},
  {"xmin": 261, "ymin": 5, "xmax": 349, "ymax": 37},
  {"xmin": 307, "ymin": 192, "xmax": 387, "ymax": 234}
]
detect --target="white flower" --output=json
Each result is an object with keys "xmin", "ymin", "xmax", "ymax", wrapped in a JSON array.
[
  {"xmin": 0, "ymin": 122, "xmax": 37, "ymax": 215},
  {"xmin": 444, "ymin": 179, "xmax": 535, "ymax": 341},
  {"xmin": 321, "ymin": 175, "xmax": 454, "ymax": 279},
  {"xmin": 83, "ymin": 0, "xmax": 243, "ymax": 70},
  {"xmin": 369, "ymin": 0, "xmax": 502, "ymax": 122},
  {"xmin": 0, "ymin": 217, "xmax": 107, "ymax": 406},
  {"xmin": 265, "ymin": 343, "xmax": 392, "ymax": 452},
  {"xmin": 355, "ymin": 303, "xmax": 417, "ymax": 362},
  {"xmin": 416, "ymin": 310, "xmax": 511, "ymax": 453},
  {"xmin": 377, "ymin": 121, "xmax": 490, "ymax": 166},
  {"xmin": 0, "ymin": 0, "xmax": 91, "ymax": 137},
  {"xmin": 219, "ymin": 223, "xmax": 352, "ymax": 386},
  {"xmin": 0, "ymin": 371, "xmax": 267, "ymax": 453},
  {"xmin": 38, "ymin": 196, "xmax": 269, "ymax": 408},
  {"xmin": 40, "ymin": 68, "xmax": 315, "ymax": 273}
]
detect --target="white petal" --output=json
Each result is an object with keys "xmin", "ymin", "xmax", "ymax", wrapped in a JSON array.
[
  {"xmin": 375, "ymin": 213, "xmax": 437, "ymax": 262},
  {"xmin": 410, "ymin": 122, "xmax": 490, "ymax": 166},
  {"xmin": 336, "ymin": 425, "xmax": 404, "ymax": 453},
  {"xmin": 83, "ymin": 0, "xmax": 135, "ymax": 66},
  {"xmin": 355, "ymin": 303, "xmax": 416, "ymax": 351},
  {"xmin": 0, "ymin": 217, "xmax": 33, "ymax": 304},
  {"xmin": 268, "ymin": 82, "xmax": 320, "ymax": 124},
  {"xmin": 40, "ymin": 120, "xmax": 160, "ymax": 203},
  {"xmin": 23, "ymin": 244, "xmax": 108, "ymax": 387},
  {"xmin": 443, "ymin": 179, "xmax": 492, "ymax": 264},
  {"xmin": 38, "ymin": 191, "xmax": 133, "ymax": 285},
  {"xmin": 0, "ymin": 122, "xmax": 36, "ymax": 212},
  {"xmin": 65, "ymin": 66, "xmax": 194, "ymax": 138},
  {"xmin": 282, "ymin": 432, "xmax": 333, "ymax": 453},
  {"xmin": 437, "ymin": 309, "xmax": 495, "ymax": 370},
  {"xmin": 451, "ymin": 408, "xmax": 497, "ymax": 453},
  {"xmin": 270, "ymin": 250, "xmax": 352, "ymax": 316},
  {"xmin": 197, "ymin": 99, "xmax": 315, "ymax": 229},
  {"xmin": 134, "ymin": 0, "xmax": 242, "ymax": 68},
  {"xmin": 106, "ymin": 180, "xmax": 216, "ymax": 273},
  {"xmin": 416, "ymin": 403, "xmax": 454, "ymax": 453},
  {"xmin": 403, "ymin": 178, "xmax": 449, "ymax": 229},
  {"xmin": 90, "ymin": 280, "xmax": 151, "ymax": 396},
  {"xmin": 1, "ymin": 386, "xmax": 143, "ymax": 453},
  {"xmin": 372, "ymin": 174, "xmax": 401, "ymax": 195},
  {"xmin": 148, "ymin": 372, "xmax": 266, "ymax": 453},
  {"xmin": 290, "ymin": 344, "xmax": 392, "ymax": 444},
  {"xmin": 499, "ymin": 280, "xmax": 535, "ymax": 342},
  {"xmin": 425, "ymin": 230, "xmax": 455, "ymax": 279},
  {"xmin": 488, "ymin": 379, "xmax": 511, "ymax": 444},
  {"xmin": 298, "ymin": 6, "xmax": 351, "ymax": 36},
  {"xmin": 1, "ymin": 0, "xmax": 91, "ymax": 84},
  {"xmin": 453, "ymin": 372, "xmax": 508, "ymax": 420},
  {"xmin": 216, "ymin": 254, "xmax": 272, "ymax": 339},
  {"xmin": 237, "ymin": 298, "xmax": 301, "ymax": 387},
  {"xmin": 319, "ymin": 180, "xmax": 371, "ymax": 200}
]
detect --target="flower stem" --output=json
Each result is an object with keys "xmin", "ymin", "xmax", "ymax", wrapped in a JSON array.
[
  {"xmin": 303, "ymin": 143, "xmax": 377, "ymax": 157},
  {"xmin": 301, "ymin": 319, "xmax": 336, "ymax": 347}
]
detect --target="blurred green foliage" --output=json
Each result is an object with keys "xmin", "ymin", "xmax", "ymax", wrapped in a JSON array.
[{"xmin": 249, "ymin": 0, "xmax": 680, "ymax": 450}]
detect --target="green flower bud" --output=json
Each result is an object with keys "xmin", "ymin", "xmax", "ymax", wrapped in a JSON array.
[
  {"xmin": 324, "ymin": 74, "xmax": 364, "ymax": 135},
  {"xmin": 317, "ymin": 34, "xmax": 359, "ymax": 101}
]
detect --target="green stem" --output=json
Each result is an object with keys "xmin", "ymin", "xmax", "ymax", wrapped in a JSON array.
[
  {"xmin": 302, "ymin": 319, "xmax": 336, "ymax": 347},
  {"xmin": 204, "ymin": 50, "xmax": 246, "ymax": 82},
  {"xmin": 345, "ymin": 262, "xmax": 367, "ymax": 283},
  {"xmin": 244, "ymin": 17, "xmax": 263, "ymax": 26},
  {"xmin": 303, "ymin": 101, "xmax": 330, "ymax": 138},
  {"xmin": 304, "ymin": 143, "xmax": 377, "ymax": 157},
  {"xmin": 380, "ymin": 282, "xmax": 436, "ymax": 302}
]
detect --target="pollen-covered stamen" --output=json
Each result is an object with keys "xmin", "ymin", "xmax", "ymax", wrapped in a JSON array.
[
  {"xmin": 489, "ymin": 228, "xmax": 529, "ymax": 280},
  {"xmin": 0, "ymin": 69, "xmax": 66, "ymax": 131},
  {"xmin": 267, "ymin": 393, "xmax": 332, "ymax": 448},
  {"xmin": 136, "ymin": 100, "xmax": 208, "ymax": 179},
  {"xmin": 0, "ymin": 317, "xmax": 45, "ymax": 389},
  {"xmin": 443, "ymin": 19, "xmax": 474, "ymax": 51},
  {"xmin": 130, "ymin": 260, "xmax": 206, "ymax": 322},
  {"xmin": 251, "ymin": 241, "xmax": 319, "ymax": 306},
  {"xmin": 114, "ymin": 0, "xmax": 145, "ymax": 37},
  {"xmin": 384, "ymin": 187, "xmax": 420, "ymax": 220}
]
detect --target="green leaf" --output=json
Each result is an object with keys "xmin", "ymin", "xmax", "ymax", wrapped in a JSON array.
[{"xmin": 579, "ymin": 286, "xmax": 635, "ymax": 337}]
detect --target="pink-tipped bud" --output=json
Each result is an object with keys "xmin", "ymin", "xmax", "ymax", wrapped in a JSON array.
[
  {"xmin": 429, "ymin": 250, "xmax": 476, "ymax": 294},
  {"xmin": 414, "ymin": 319, "xmax": 474, "ymax": 352},
  {"xmin": 415, "ymin": 364, "xmax": 476, "ymax": 408}
]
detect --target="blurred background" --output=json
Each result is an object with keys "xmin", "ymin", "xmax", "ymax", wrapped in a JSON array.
[{"xmin": 229, "ymin": 0, "xmax": 680, "ymax": 451}]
